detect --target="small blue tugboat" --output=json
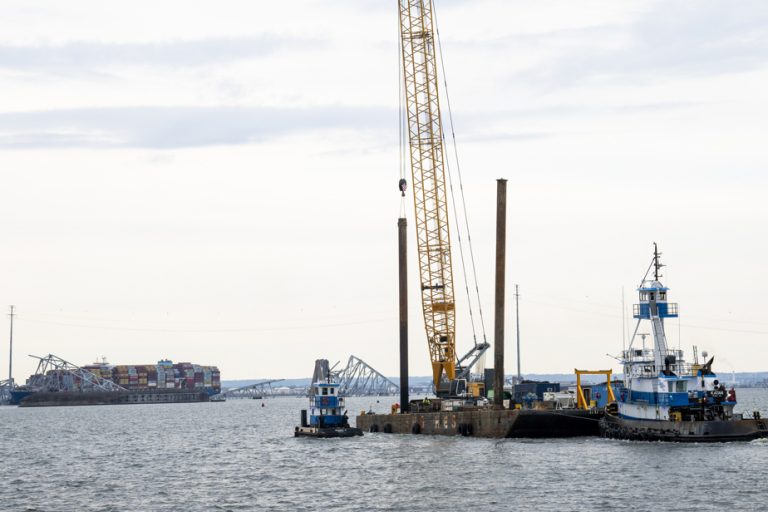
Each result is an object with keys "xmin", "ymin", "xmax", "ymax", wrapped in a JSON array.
[
  {"xmin": 600, "ymin": 245, "xmax": 768, "ymax": 442},
  {"xmin": 295, "ymin": 360, "xmax": 363, "ymax": 438}
]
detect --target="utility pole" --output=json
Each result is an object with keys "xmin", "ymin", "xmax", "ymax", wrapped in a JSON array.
[
  {"xmin": 8, "ymin": 305, "xmax": 15, "ymax": 386},
  {"xmin": 515, "ymin": 285, "xmax": 521, "ymax": 382}
]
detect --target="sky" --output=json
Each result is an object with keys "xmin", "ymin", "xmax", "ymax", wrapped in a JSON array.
[{"xmin": 1, "ymin": 0, "xmax": 767, "ymax": 381}]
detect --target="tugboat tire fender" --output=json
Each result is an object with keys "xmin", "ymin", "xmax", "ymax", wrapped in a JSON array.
[
  {"xmin": 411, "ymin": 423, "xmax": 421, "ymax": 434},
  {"xmin": 383, "ymin": 424, "xmax": 393, "ymax": 433},
  {"xmin": 370, "ymin": 424, "xmax": 379, "ymax": 433}
]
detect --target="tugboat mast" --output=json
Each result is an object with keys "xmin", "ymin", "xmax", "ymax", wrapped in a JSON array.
[{"xmin": 653, "ymin": 242, "xmax": 664, "ymax": 281}]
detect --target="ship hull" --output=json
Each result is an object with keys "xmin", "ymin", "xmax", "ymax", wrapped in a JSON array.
[
  {"xmin": 10, "ymin": 390, "xmax": 34, "ymax": 405},
  {"xmin": 600, "ymin": 413, "xmax": 768, "ymax": 442},
  {"xmin": 17, "ymin": 389, "xmax": 210, "ymax": 407}
]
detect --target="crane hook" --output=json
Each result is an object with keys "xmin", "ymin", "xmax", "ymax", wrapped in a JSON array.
[{"xmin": 398, "ymin": 178, "xmax": 407, "ymax": 197}]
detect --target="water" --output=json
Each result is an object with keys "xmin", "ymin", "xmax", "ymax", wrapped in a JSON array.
[{"xmin": 2, "ymin": 390, "xmax": 768, "ymax": 511}]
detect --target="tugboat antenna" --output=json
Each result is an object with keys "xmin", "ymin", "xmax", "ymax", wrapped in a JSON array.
[{"xmin": 653, "ymin": 242, "xmax": 664, "ymax": 281}]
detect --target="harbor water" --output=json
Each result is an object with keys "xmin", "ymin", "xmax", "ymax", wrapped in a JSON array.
[{"xmin": 2, "ymin": 389, "xmax": 768, "ymax": 511}]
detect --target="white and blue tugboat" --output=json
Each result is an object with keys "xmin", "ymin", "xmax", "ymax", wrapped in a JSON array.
[
  {"xmin": 295, "ymin": 359, "xmax": 363, "ymax": 438},
  {"xmin": 600, "ymin": 244, "xmax": 768, "ymax": 442}
]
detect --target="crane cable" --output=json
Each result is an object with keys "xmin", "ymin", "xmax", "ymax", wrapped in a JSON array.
[
  {"xmin": 398, "ymin": 17, "xmax": 407, "ymax": 219},
  {"xmin": 432, "ymin": 2, "xmax": 489, "ymax": 349}
]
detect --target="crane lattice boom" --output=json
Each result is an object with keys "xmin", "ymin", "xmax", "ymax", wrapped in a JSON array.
[{"xmin": 399, "ymin": 0, "xmax": 456, "ymax": 390}]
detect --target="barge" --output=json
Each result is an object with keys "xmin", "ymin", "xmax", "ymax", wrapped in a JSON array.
[{"xmin": 357, "ymin": 397, "xmax": 604, "ymax": 438}]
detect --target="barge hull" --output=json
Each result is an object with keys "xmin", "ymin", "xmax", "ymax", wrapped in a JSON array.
[
  {"xmin": 509, "ymin": 409, "xmax": 602, "ymax": 437},
  {"xmin": 357, "ymin": 410, "xmax": 517, "ymax": 437},
  {"xmin": 356, "ymin": 408, "xmax": 603, "ymax": 438}
]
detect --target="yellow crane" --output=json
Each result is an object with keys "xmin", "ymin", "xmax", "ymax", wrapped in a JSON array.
[{"xmin": 399, "ymin": 0, "xmax": 489, "ymax": 395}]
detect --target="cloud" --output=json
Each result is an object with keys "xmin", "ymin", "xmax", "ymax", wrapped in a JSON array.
[
  {"xmin": 0, "ymin": 99, "xmax": 705, "ymax": 150},
  {"xmin": 0, "ymin": 105, "xmax": 392, "ymax": 148},
  {"xmin": 505, "ymin": 0, "xmax": 768, "ymax": 88},
  {"xmin": 0, "ymin": 36, "xmax": 322, "ymax": 76}
]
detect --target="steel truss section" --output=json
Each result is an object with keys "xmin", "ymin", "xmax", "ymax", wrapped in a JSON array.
[
  {"xmin": 0, "ymin": 379, "xmax": 12, "ymax": 405},
  {"xmin": 334, "ymin": 355, "xmax": 399, "ymax": 396},
  {"xmin": 216, "ymin": 379, "xmax": 284, "ymax": 399},
  {"xmin": 26, "ymin": 354, "xmax": 126, "ymax": 392}
]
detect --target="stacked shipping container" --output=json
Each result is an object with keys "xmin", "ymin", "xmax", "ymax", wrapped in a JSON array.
[{"xmin": 81, "ymin": 360, "xmax": 221, "ymax": 395}]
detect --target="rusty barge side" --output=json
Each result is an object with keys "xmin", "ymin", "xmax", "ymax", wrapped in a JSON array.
[
  {"xmin": 356, "ymin": 407, "xmax": 604, "ymax": 438},
  {"xmin": 357, "ymin": 409, "xmax": 520, "ymax": 437}
]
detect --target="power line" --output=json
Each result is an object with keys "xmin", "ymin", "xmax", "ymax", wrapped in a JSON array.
[{"xmin": 17, "ymin": 316, "xmax": 392, "ymax": 334}]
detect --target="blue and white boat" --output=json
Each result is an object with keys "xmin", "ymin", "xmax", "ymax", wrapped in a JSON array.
[
  {"xmin": 600, "ymin": 245, "xmax": 768, "ymax": 442},
  {"xmin": 295, "ymin": 360, "xmax": 362, "ymax": 438}
]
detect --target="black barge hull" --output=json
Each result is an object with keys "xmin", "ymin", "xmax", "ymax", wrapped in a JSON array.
[
  {"xmin": 509, "ymin": 409, "xmax": 602, "ymax": 437},
  {"xmin": 600, "ymin": 414, "xmax": 768, "ymax": 442}
]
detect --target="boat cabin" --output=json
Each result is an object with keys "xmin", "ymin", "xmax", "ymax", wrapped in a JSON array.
[
  {"xmin": 633, "ymin": 281, "xmax": 679, "ymax": 320},
  {"xmin": 309, "ymin": 382, "xmax": 348, "ymax": 427}
]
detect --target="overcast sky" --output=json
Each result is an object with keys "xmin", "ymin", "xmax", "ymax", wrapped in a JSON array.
[{"xmin": 2, "ymin": 0, "xmax": 767, "ymax": 381}]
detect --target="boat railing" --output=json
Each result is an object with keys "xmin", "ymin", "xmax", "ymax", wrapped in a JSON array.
[
  {"xmin": 622, "ymin": 348, "xmax": 684, "ymax": 362},
  {"xmin": 624, "ymin": 349, "xmax": 693, "ymax": 377}
]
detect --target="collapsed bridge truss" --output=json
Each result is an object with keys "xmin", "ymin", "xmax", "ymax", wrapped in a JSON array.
[{"xmin": 334, "ymin": 355, "xmax": 399, "ymax": 396}]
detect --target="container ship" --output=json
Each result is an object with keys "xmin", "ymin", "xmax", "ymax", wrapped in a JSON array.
[{"xmin": 11, "ymin": 356, "xmax": 221, "ymax": 407}]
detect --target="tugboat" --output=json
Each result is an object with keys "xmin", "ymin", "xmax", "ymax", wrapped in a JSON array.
[
  {"xmin": 600, "ymin": 244, "xmax": 768, "ymax": 442},
  {"xmin": 295, "ymin": 359, "xmax": 363, "ymax": 438}
]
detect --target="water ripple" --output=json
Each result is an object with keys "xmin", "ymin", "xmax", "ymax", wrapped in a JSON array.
[{"xmin": 1, "ymin": 391, "xmax": 767, "ymax": 510}]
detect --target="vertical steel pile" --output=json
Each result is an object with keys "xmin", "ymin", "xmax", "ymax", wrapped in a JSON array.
[
  {"xmin": 493, "ymin": 179, "xmax": 507, "ymax": 407},
  {"xmin": 398, "ymin": 217, "xmax": 409, "ymax": 412}
]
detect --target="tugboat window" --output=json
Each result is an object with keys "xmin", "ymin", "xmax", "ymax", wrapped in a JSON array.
[{"xmin": 322, "ymin": 387, "xmax": 328, "ymax": 395}]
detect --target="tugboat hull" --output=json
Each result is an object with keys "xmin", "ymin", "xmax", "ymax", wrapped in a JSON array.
[
  {"xmin": 600, "ymin": 414, "xmax": 768, "ymax": 442},
  {"xmin": 294, "ymin": 426, "xmax": 363, "ymax": 438}
]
